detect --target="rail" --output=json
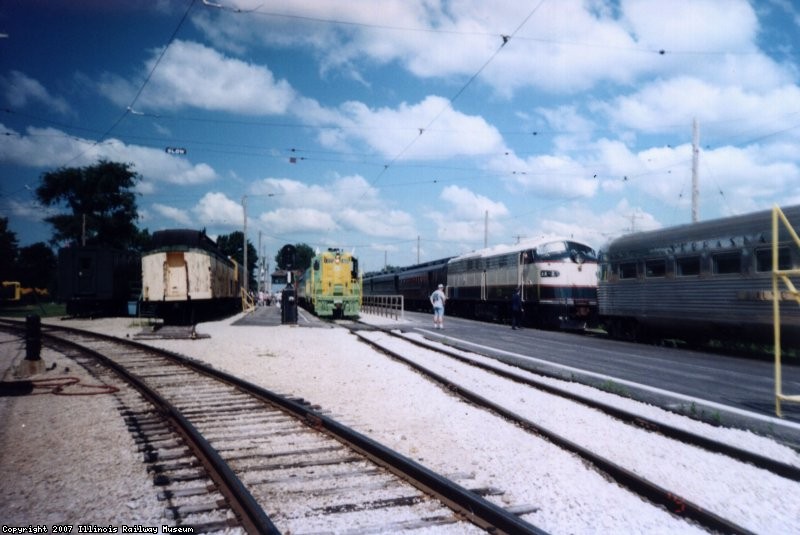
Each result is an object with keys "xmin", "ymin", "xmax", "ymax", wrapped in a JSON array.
[
  {"xmin": 361, "ymin": 294, "xmax": 404, "ymax": 320},
  {"xmin": 772, "ymin": 205, "xmax": 800, "ymax": 417}
]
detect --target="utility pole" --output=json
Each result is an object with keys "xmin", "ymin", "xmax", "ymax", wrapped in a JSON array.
[
  {"xmin": 484, "ymin": 210, "xmax": 488, "ymax": 248},
  {"xmin": 628, "ymin": 211, "xmax": 643, "ymax": 233},
  {"xmin": 692, "ymin": 118, "xmax": 700, "ymax": 223},
  {"xmin": 242, "ymin": 195, "xmax": 248, "ymax": 295},
  {"xmin": 417, "ymin": 235, "xmax": 420, "ymax": 264},
  {"xmin": 258, "ymin": 231, "xmax": 263, "ymax": 293}
]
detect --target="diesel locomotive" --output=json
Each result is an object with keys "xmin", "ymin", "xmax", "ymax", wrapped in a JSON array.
[
  {"xmin": 364, "ymin": 237, "xmax": 599, "ymax": 329},
  {"xmin": 297, "ymin": 248, "xmax": 361, "ymax": 318}
]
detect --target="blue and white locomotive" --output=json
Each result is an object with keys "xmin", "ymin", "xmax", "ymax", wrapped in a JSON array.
[
  {"xmin": 445, "ymin": 237, "xmax": 598, "ymax": 329},
  {"xmin": 364, "ymin": 237, "xmax": 599, "ymax": 329}
]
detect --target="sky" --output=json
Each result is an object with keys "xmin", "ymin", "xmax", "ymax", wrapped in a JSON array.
[{"xmin": 2, "ymin": 0, "xmax": 800, "ymax": 273}]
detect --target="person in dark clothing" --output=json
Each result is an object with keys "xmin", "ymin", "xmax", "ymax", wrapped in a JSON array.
[{"xmin": 511, "ymin": 287, "xmax": 523, "ymax": 330}]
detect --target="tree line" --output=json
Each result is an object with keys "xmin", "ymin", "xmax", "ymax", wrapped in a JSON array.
[{"xmin": 1, "ymin": 159, "xmax": 314, "ymax": 297}]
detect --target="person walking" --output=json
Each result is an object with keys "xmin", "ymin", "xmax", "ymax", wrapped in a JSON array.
[
  {"xmin": 430, "ymin": 283, "xmax": 447, "ymax": 329},
  {"xmin": 511, "ymin": 287, "xmax": 523, "ymax": 330}
]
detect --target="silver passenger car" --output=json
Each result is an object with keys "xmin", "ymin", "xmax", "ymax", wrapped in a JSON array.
[{"xmin": 599, "ymin": 205, "xmax": 800, "ymax": 344}]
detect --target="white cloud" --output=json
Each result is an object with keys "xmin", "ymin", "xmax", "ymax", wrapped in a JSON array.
[
  {"xmin": 0, "ymin": 125, "xmax": 218, "ymax": 186},
  {"xmin": 339, "ymin": 207, "xmax": 416, "ymax": 238},
  {"xmin": 597, "ymin": 78, "xmax": 800, "ymax": 137},
  {"xmin": 152, "ymin": 203, "xmax": 193, "ymax": 226},
  {"xmin": 250, "ymin": 174, "xmax": 415, "ymax": 239},
  {"xmin": 258, "ymin": 207, "xmax": 338, "ymax": 234},
  {"xmin": 335, "ymin": 96, "xmax": 505, "ymax": 159},
  {"xmin": 99, "ymin": 40, "xmax": 297, "ymax": 115},
  {"xmin": 427, "ymin": 185, "xmax": 508, "ymax": 242},
  {"xmin": 193, "ymin": 191, "xmax": 246, "ymax": 227},
  {"xmin": 190, "ymin": 0, "xmax": 781, "ymax": 97},
  {"xmin": 0, "ymin": 71, "xmax": 72, "ymax": 116}
]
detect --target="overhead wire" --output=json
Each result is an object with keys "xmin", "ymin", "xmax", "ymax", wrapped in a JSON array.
[{"xmin": 55, "ymin": 0, "xmax": 198, "ymax": 169}]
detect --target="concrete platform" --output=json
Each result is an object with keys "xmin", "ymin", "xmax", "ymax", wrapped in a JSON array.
[{"xmin": 232, "ymin": 304, "xmax": 332, "ymax": 327}]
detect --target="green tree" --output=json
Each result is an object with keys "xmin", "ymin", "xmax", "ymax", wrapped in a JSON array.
[
  {"xmin": 35, "ymin": 159, "xmax": 141, "ymax": 248},
  {"xmin": 275, "ymin": 243, "xmax": 314, "ymax": 272},
  {"xmin": 0, "ymin": 217, "xmax": 19, "ymax": 280},
  {"xmin": 216, "ymin": 231, "xmax": 258, "ymax": 290}
]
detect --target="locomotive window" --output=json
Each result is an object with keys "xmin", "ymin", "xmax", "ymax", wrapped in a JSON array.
[
  {"xmin": 618, "ymin": 262, "xmax": 638, "ymax": 279},
  {"xmin": 676, "ymin": 256, "xmax": 700, "ymax": 276},
  {"xmin": 755, "ymin": 247, "xmax": 791, "ymax": 272},
  {"xmin": 645, "ymin": 259, "xmax": 666, "ymax": 278},
  {"xmin": 712, "ymin": 251, "xmax": 741, "ymax": 275}
]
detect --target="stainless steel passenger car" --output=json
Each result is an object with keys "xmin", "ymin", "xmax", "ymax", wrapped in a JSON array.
[
  {"xmin": 599, "ymin": 205, "xmax": 800, "ymax": 344},
  {"xmin": 446, "ymin": 238, "xmax": 598, "ymax": 328},
  {"xmin": 141, "ymin": 229, "xmax": 240, "ymax": 324}
]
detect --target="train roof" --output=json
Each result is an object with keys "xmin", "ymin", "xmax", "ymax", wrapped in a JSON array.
[
  {"xmin": 315, "ymin": 248, "xmax": 356, "ymax": 258},
  {"xmin": 448, "ymin": 236, "xmax": 593, "ymax": 263},
  {"xmin": 145, "ymin": 229, "xmax": 229, "ymax": 260},
  {"xmin": 604, "ymin": 204, "xmax": 800, "ymax": 260}
]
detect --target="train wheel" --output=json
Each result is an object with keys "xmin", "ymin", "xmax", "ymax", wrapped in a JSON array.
[{"xmin": 608, "ymin": 318, "xmax": 640, "ymax": 342}]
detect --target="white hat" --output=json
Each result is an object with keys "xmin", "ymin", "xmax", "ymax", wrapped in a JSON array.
[{"xmin": 438, "ymin": 284, "xmax": 443, "ymax": 288}]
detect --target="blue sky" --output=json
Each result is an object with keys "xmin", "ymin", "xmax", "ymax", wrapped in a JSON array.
[{"xmin": 2, "ymin": 0, "xmax": 800, "ymax": 272}]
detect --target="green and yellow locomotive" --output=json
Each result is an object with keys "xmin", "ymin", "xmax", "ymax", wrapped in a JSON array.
[{"xmin": 298, "ymin": 248, "xmax": 361, "ymax": 318}]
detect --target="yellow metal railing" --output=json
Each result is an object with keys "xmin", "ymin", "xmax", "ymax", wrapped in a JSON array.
[
  {"xmin": 772, "ymin": 206, "xmax": 800, "ymax": 416},
  {"xmin": 241, "ymin": 287, "xmax": 256, "ymax": 312}
]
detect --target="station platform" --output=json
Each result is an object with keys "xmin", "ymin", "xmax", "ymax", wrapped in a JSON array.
[{"xmin": 232, "ymin": 303, "xmax": 331, "ymax": 328}]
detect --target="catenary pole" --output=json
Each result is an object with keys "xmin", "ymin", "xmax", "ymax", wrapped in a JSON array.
[{"xmin": 692, "ymin": 118, "xmax": 700, "ymax": 223}]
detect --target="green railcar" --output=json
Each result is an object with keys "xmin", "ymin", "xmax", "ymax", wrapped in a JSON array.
[{"xmin": 299, "ymin": 248, "xmax": 361, "ymax": 318}]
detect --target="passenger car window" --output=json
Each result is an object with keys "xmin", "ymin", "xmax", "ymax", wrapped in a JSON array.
[
  {"xmin": 712, "ymin": 252, "xmax": 741, "ymax": 275},
  {"xmin": 645, "ymin": 259, "xmax": 666, "ymax": 278},
  {"xmin": 755, "ymin": 247, "xmax": 791, "ymax": 272},
  {"xmin": 619, "ymin": 262, "xmax": 638, "ymax": 279},
  {"xmin": 676, "ymin": 256, "xmax": 700, "ymax": 276}
]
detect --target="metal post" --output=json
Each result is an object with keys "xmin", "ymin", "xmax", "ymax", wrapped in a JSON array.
[
  {"xmin": 25, "ymin": 314, "xmax": 41, "ymax": 361},
  {"xmin": 773, "ymin": 207, "xmax": 782, "ymax": 416},
  {"xmin": 691, "ymin": 118, "xmax": 700, "ymax": 223},
  {"xmin": 242, "ymin": 195, "xmax": 248, "ymax": 295}
]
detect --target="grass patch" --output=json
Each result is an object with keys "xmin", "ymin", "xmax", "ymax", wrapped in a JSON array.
[
  {"xmin": 0, "ymin": 302, "xmax": 66, "ymax": 318},
  {"xmin": 599, "ymin": 380, "xmax": 629, "ymax": 397}
]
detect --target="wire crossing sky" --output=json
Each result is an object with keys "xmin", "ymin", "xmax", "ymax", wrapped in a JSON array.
[{"xmin": 2, "ymin": 0, "xmax": 800, "ymax": 271}]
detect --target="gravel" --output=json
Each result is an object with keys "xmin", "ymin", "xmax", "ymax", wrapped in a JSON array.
[{"xmin": 1, "ymin": 312, "xmax": 798, "ymax": 534}]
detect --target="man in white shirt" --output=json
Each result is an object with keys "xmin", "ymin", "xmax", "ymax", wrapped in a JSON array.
[{"xmin": 429, "ymin": 283, "xmax": 447, "ymax": 329}]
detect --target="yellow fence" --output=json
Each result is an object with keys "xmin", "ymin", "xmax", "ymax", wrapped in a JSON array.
[
  {"xmin": 772, "ymin": 206, "xmax": 800, "ymax": 416},
  {"xmin": 241, "ymin": 287, "xmax": 256, "ymax": 312}
]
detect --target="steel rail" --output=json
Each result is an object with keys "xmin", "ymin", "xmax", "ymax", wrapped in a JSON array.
[
  {"xmin": 3, "ymin": 319, "xmax": 547, "ymax": 535},
  {"xmin": 385, "ymin": 326, "xmax": 800, "ymax": 482},
  {"xmin": 351, "ymin": 327, "xmax": 757, "ymax": 535},
  {"xmin": 24, "ymin": 324, "xmax": 279, "ymax": 535}
]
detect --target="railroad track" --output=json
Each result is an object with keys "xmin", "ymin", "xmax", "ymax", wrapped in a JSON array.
[
  {"xmin": 348, "ymin": 323, "xmax": 800, "ymax": 535},
  {"xmin": 0, "ymin": 319, "xmax": 544, "ymax": 534}
]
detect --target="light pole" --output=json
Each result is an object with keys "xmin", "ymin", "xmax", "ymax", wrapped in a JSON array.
[{"xmin": 242, "ymin": 195, "xmax": 248, "ymax": 295}]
